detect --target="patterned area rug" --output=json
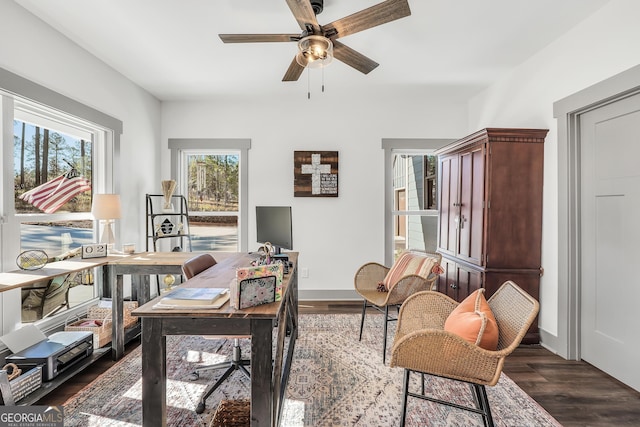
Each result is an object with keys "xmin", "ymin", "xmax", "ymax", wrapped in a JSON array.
[{"xmin": 63, "ymin": 313, "xmax": 561, "ymax": 426}]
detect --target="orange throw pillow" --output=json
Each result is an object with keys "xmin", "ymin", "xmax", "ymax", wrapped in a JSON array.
[{"xmin": 444, "ymin": 289, "xmax": 499, "ymax": 350}]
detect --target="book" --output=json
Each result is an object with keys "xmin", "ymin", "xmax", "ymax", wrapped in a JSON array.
[{"xmin": 155, "ymin": 287, "xmax": 229, "ymax": 309}]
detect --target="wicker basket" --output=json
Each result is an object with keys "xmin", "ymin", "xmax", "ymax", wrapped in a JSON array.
[
  {"xmin": 210, "ymin": 399, "xmax": 250, "ymax": 427},
  {"xmin": 89, "ymin": 301, "xmax": 139, "ymax": 329},
  {"xmin": 65, "ymin": 315, "xmax": 112, "ymax": 349}
]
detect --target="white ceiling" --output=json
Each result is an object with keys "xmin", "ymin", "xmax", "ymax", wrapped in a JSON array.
[{"xmin": 15, "ymin": 0, "xmax": 610, "ymax": 101}]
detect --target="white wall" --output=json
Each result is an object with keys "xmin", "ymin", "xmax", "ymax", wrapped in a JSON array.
[
  {"xmin": 9, "ymin": 0, "xmax": 635, "ymax": 350},
  {"xmin": 468, "ymin": 0, "xmax": 640, "ymax": 346},
  {"xmin": 161, "ymin": 87, "xmax": 467, "ymax": 298}
]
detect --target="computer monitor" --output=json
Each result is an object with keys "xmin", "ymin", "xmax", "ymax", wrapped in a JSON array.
[{"xmin": 256, "ymin": 206, "xmax": 293, "ymax": 254}]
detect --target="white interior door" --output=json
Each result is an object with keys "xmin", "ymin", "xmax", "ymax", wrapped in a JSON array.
[{"xmin": 580, "ymin": 93, "xmax": 640, "ymax": 391}]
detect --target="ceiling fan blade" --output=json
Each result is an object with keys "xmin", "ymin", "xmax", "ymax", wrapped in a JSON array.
[
  {"xmin": 219, "ymin": 34, "xmax": 300, "ymax": 43},
  {"xmin": 323, "ymin": 0, "xmax": 411, "ymax": 39},
  {"xmin": 283, "ymin": 57, "xmax": 305, "ymax": 81},
  {"xmin": 332, "ymin": 40, "xmax": 379, "ymax": 74},
  {"xmin": 286, "ymin": 0, "xmax": 320, "ymax": 33}
]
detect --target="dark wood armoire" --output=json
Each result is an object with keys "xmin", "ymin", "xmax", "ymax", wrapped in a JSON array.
[{"xmin": 435, "ymin": 128, "xmax": 548, "ymax": 343}]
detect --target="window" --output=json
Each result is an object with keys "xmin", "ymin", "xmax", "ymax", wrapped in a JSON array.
[
  {"xmin": 14, "ymin": 114, "xmax": 94, "ymax": 253},
  {"xmin": 1, "ymin": 72, "xmax": 120, "ymax": 327},
  {"xmin": 169, "ymin": 138, "xmax": 250, "ymax": 253},
  {"xmin": 183, "ymin": 152, "xmax": 240, "ymax": 251},
  {"xmin": 382, "ymin": 139, "xmax": 452, "ymax": 265},
  {"xmin": 9, "ymin": 101, "xmax": 113, "ymax": 322},
  {"xmin": 392, "ymin": 153, "xmax": 439, "ymax": 257}
]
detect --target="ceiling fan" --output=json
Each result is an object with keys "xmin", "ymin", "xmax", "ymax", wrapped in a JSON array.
[{"xmin": 219, "ymin": 0, "xmax": 411, "ymax": 82}]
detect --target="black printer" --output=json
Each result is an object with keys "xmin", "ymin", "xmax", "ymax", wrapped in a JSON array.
[{"xmin": 6, "ymin": 331, "xmax": 93, "ymax": 381}]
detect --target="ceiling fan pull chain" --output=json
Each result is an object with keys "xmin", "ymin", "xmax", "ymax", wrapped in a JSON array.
[
  {"xmin": 322, "ymin": 67, "xmax": 325, "ymax": 93},
  {"xmin": 307, "ymin": 68, "xmax": 311, "ymax": 99}
]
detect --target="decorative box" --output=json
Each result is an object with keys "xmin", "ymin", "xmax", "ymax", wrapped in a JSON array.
[
  {"xmin": 237, "ymin": 276, "xmax": 277, "ymax": 309},
  {"xmin": 231, "ymin": 264, "xmax": 284, "ymax": 309},
  {"xmin": 0, "ymin": 366, "xmax": 42, "ymax": 404},
  {"xmin": 238, "ymin": 264, "xmax": 284, "ymax": 299}
]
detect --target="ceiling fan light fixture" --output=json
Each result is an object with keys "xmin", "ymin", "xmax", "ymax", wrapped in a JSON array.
[{"xmin": 296, "ymin": 35, "xmax": 333, "ymax": 68}]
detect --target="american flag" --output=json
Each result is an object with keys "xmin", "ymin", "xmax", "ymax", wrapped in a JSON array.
[{"xmin": 19, "ymin": 169, "xmax": 91, "ymax": 214}]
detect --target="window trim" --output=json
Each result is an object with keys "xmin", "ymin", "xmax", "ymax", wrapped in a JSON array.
[
  {"xmin": 168, "ymin": 138, "xmax": 250, "ymax": 252},
  {"xmin": 382, "ymin": 138, "xmax": 454, "ymax": 266},
  {"xmin": 0, "ymin": 68, "xmax": 122, "ymax": 134},
  {"xmin": 2, "ymin": 67, "xmax": 122, "ymax": 269},
  {"xmin": 0, "ymin": 66, "xmax": 122, "ymax": 337},
  {"xmin": 11, "ymin": 100, "xmax": 111, "ymax": 252}
]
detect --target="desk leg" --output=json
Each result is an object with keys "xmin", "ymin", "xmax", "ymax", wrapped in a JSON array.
[
  {"xmin": 107, "ymin": 264, "xmax": 125, "ymax": 361},
  {"xmin": 140, "ymin": 275, "xmax": 151, "ymax": 305},
  {"xmin": 141, "ymin": 317, "xmax": 166, "ymax": 427},
  {"xmin": 131, "ymin": 274, "xmax": 151, "ymax": 305},
  {"xmin": 251, "ymin": 319, "xmax": 273, "ymax": 427}
]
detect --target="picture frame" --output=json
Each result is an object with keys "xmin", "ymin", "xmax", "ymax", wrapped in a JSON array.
[{"xmin": 294, "ymin": 151, "xmax": 338, "ymax": 197}]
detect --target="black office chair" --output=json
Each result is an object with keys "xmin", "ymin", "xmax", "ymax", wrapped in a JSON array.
[{"xmin": 182, "ymin": 253, "xmax": 251, "ymax": 414}]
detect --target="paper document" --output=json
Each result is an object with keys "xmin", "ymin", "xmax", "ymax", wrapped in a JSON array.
[
  {"xmin": 0, "ymin": 324, "xmax": 47, "ymax": 354},
  {"xmin": 160, "ymin": 287, "xmax": 228, "ymax": 305}
]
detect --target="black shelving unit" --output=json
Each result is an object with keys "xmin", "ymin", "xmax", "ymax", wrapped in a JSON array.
[{"xmin": 145, "ymin": 194, "xmax": 192, "ymax": 252}]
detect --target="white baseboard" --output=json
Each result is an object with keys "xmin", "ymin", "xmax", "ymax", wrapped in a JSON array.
[
  {"xmin": 299, "ymin": 289, "xmax": 360, "ymax": 301},
  {"xmin": 538, "ymin": 327, "xmax": 569, "ymax": 359}
]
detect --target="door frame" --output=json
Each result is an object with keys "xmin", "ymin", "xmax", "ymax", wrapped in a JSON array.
[{"xmin": 554, "ymin": 64, "xmax": 640, "ymax": 360}]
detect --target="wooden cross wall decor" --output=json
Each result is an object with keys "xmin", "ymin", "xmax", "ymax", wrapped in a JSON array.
[{"xmin": 294, "ymin": 151, "xmax": 338, "ymax": 197}]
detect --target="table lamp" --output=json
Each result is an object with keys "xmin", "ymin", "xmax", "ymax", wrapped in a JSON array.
[{"xmin": 91, "ymin": 194, "xmax": 122, "ymax": 246}]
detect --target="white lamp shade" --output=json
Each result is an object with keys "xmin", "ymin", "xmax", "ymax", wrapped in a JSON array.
[{"xmin": 91, "ymin": 194, "xmax": 122, "ymax": 220}]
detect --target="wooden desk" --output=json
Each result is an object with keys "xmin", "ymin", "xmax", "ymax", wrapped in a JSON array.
[
  {"xmin": 1, "ymin": 252, "xmax": 253, "ymax": 361},
  {"xmin": 0, "ymin": 253, "xmax": 164, "ymax": 361},
  {"xmin": 132, "ymin": 252, "xmax": 299, "ymax": 427},
  {"xmin": 1, "ymin": 252, "xmax": 237, "ymax": 360},
  {"xmin": 104, "ymin": 251, "xmax": 205, "ymax": 360},
  {"xmin": 0, "ymin": 255, "xmax": 130, "ymax": 405},
  {"xmin": 0, "ymin": 256, "xmax": 125, "ymax": 293}
]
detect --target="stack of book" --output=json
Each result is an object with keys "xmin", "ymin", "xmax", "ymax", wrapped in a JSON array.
[{"xmin": 153, "ymin": 287, "xmax": 229, "ymax": 309}]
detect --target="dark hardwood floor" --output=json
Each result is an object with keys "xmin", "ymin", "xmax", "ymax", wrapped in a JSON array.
[
  {"xmin": 36, "ymin": 301, "xmax": 640, "ymax": 426},
  {"xmin": 503, "ymin": 345, "xmax": 640, "ymax": 427}
]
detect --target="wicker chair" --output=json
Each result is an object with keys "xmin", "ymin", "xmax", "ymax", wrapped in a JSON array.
[
  {"xmin": 182, "ymin": 253, "xmax": 251, "ymax": 414},
  {"xmin": 390, "ymin": 280, "xmax": 539, "ymax": 427},
  {"xmin": 354, "ymin": 250, "xmax": 441, "ymax": 364}
]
